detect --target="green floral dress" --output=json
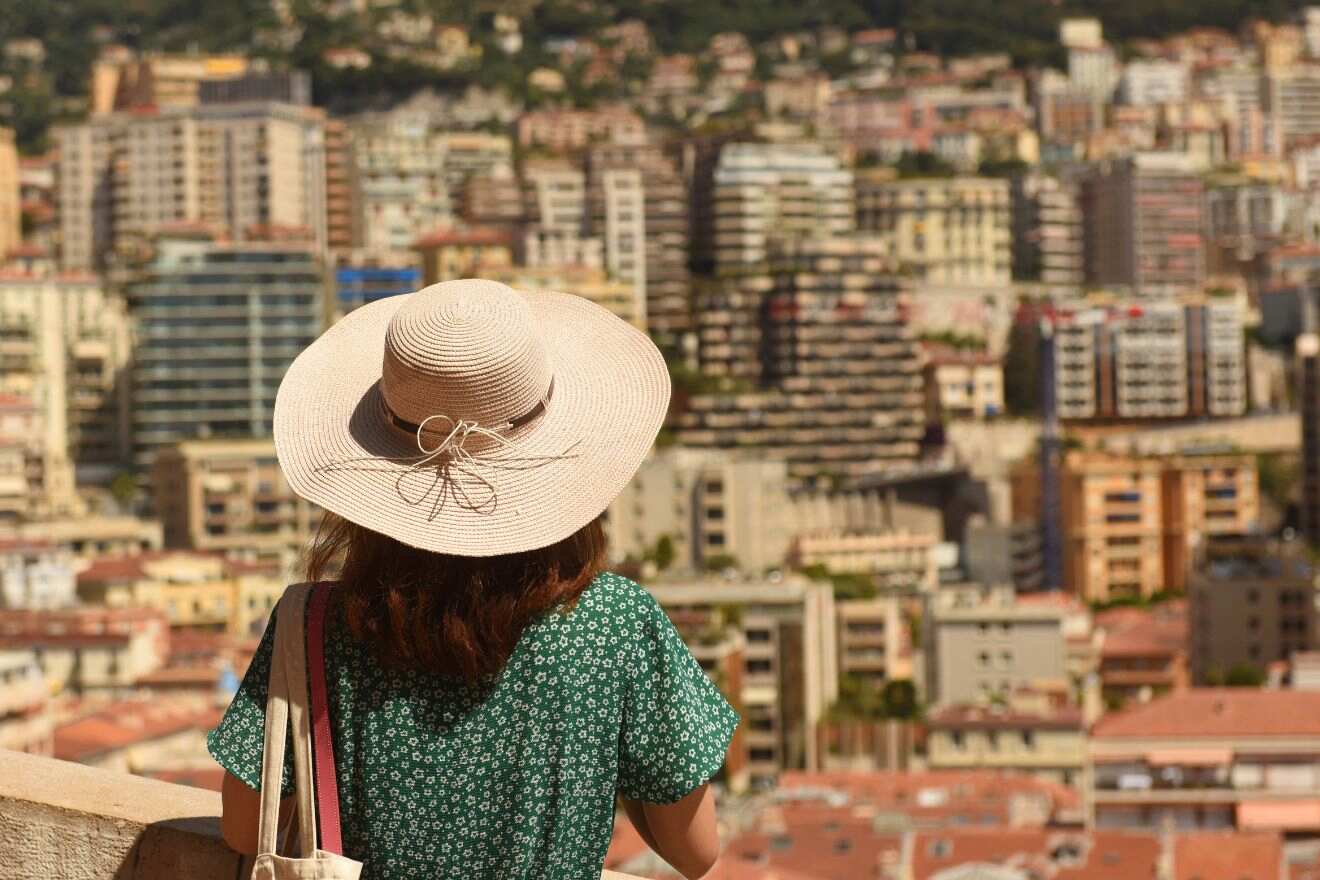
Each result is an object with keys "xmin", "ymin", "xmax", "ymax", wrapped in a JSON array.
[{"xmin": 208, "ymin": 571, "xmax": 739, "ymax": 879}]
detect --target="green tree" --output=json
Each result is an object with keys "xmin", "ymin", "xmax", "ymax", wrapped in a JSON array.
[
  {"xmin": 1225, "ymin": 662, "xmax": 1266, "ymax": 687},
  {"xmin": 652, "ymin": 535, "xmax": 675, "ymax": 571},
  {"xmin": 894, "ymin": 150, "xmax": 957, "ymax": 179},
  {"xmin": 1002, "ymin": 316, "xmax": 1040, "ymax": 416},
  {"xmin": 880, "ymin": 679, "xmax": 918, "ymax": 719}
]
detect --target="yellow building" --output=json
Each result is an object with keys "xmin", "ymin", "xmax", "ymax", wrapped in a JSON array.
[
  {"xmin": 855, "ymin": 173, "xmax": 1011, "ymax": 284},
  {"xmin": 152, "ymin": 438, "xmax": 319, "ymax": 563},
  {"xmin": 76, "ymin": 551, "xmax": 284, "ymax": 637},
  {"xmin": 926, "ymin": 697, "xmax": 1086, "ymax": 789},
  {"xmin": 413, "ymin": 227, "xmax": 515, "ymax": 286},
  {"xmin": 481, "ymin": 264, "xmax": 645, "ymax": 331}
]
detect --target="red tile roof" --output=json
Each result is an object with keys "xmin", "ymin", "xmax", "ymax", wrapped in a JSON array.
[
  {"xmin": 911, "ymin": 828, "xmax": 1160, "ymax": 880},
  {"xmin": 1173, "ymin": 831, "xmax": 1283, "ymax": 880},
  {"xmin": 1098, "ymin": 602, "xmax": 1188, "ymax": 658},
  {"xmin": 412, "ymin": 226, "xmax": 513, "ymax": 249},
  {"xmin": 927, "ymin": 703, "xmax": 1083, "ymax": 730},
  {"xmin": 1093, "ymin": 689, "xmax": 1320, "ymax": 739},
  {"xmin": 53, "ymin": 700, "xmax": 221, "ymax": 763}
]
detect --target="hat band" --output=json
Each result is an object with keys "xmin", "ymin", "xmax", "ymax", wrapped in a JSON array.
[{"xmin": 383, "ymin": 377, "xmax": 556, "ymax": 437}]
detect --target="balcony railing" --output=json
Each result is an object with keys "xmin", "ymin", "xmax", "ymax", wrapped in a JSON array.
[{"xmin": 0, "ymin": 749, "xmax": 644, "ymax": 880}]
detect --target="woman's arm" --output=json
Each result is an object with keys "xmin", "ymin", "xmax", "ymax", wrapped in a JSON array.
[
  {"xmin": 618, "ymin": 783, "xmax": 720, "ymax": 879},
  {"xmin": 219, "ymin": 771, "xmax": 295, "ymax": 855}
]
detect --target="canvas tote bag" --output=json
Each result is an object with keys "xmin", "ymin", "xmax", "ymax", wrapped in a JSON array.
[{"xmin": 252, "ymin": 582, "xmax": 363, "ymax": 879}]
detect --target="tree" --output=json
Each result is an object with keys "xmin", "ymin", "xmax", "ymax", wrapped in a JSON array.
[
  {"xmin": 1001, "ymin": 315, "xmax": 1040, "ymax": 416},
  {"xmin": 880, "ymin": 679, "xmax": 918, "ymax": 719},
  {"xmin": 894, "ymin": 150, "xmax": 957, "ymax": 179},
  {"xmin": 1225, "ymin": 662, "xmax": 1266, "ymax": 687},
  {"xmin": 652, "ymin": 535, "xmax": 675, "ymax": 571}
]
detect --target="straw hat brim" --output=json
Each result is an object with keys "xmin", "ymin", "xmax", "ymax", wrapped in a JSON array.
[{"xmin": 273, "ymin": 288, "xmax": 670, "ymax": 556}]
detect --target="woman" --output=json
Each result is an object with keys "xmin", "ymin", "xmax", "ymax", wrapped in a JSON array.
[{"xmin": 208, "ymin": 280, "xmax": 739, "ymax": 879}]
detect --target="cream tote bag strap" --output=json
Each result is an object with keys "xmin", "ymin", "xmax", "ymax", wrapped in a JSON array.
[{"xmin": 252, "ymin": 583, "xmax": 363, "ymax": 880}]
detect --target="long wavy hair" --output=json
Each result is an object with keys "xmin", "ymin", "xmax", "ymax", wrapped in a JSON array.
[{"xmin": 305, "ymin": 512, "xmax": 607, "ymax": 683}]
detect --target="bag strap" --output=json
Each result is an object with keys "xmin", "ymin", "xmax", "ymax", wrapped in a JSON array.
[
  {"xmin": 256, "ymin": 582, "xmax": 317, "ymax": 858},
  {"xmin": 307, "ymin": 582, "xmax": 344, "ymax": 855}
]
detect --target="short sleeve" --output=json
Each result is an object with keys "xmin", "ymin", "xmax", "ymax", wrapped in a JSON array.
[
  {"xmin": 617, "ymin": 590, "xmax": 740, "ymax": 804},
  {"xmin": 207, "ymin": 601, "xmax": 294, "ymax": 796}
]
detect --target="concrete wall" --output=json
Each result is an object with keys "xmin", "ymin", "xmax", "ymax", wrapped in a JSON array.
[{"xmin": 0, "ymin": 749, "xmax": 642, "ymax": 880}]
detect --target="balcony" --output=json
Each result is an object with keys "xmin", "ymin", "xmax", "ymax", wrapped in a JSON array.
[{"xmin": 0, "ymin": 749, "xmax": 644, "ymax": 880}]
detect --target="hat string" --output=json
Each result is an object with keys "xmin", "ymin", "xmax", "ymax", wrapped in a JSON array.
[{"xmin": 314, "ymin": 398, "xmax": 582, "ymax": 520}]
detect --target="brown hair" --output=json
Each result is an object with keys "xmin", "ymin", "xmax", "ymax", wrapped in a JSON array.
[{"xmin": 305, "ymin": 513, "xmax": 607, "ymax": 683}]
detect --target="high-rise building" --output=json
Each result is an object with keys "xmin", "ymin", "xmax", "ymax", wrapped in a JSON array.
[
  {"xmin": 55, "ymin": 102, "xmax": 328, "ymax": 271},
  {"xmin": 1010, "ymin": 171, "xmax": 1084, "ymax": 284},
  {"xmin": 1118, "ymin": 60, "xmax": 1189, "ymax": 106},
  {"xmin": 413, "ymin": 227, "xmax": 514, "ymax": 286},
  {"xmin": 323, "ymin": 119, "xmax": 357, "ymax": 255},
  {"xmin": 587, "ymin": 143, "xmax": 691, "ymax": 346},
  {"xmin": 1081, "ymin": 153, "xmax": 1205, "ymax": 296},
  {"xmin": 836, "ymin": 597, "xmax": 909, "ymax": 690},
  {"xmin": 0, "ymin": 266, "xmax": 132, "ymax": 488},
  {"xmin": 677, "ymin": 237, "xmax": 925, "ymax": 485},
  {"xmin": 152, "ymin": 438, "xmax": 321, "ymax": 562},
  {"xmin": 1189, "ymin": 536, "xmax": 1319, "ymax": 684},
  {"xmin": 88, "ymin": 52, "xmax": 250, "ymax": 115},
  {"xmin": 197, "ymin": 70, "xmax": 312, "ymax": 107},
  {"xmin": 711, "ymin": 142, "xmax": 854, "ymax": 273},
  {"xmin": 1300, "ymin": 331, "xmax": 1320, "ymax": 546},
  {"xmin": 1050, "ymin": 300, "xmax": 1247, "ymax": 422},
  {"xmin": 1265, "ymin": 67, "xmax": 1320, "ymax": 150},
  {"xmin": 1014, "ymin": 451, "xmax": 1260, "ymax": 602},
  {"xmin": 348, "ymin": 113, "xmax": 452, "ymax": 256},
  {"xmin": 856, "ymin": 173, "xmax": 1011, "ymax": 285},
  {"xmin": 125, "ymin": 234, "xmax": 325, "ymax": 469}
]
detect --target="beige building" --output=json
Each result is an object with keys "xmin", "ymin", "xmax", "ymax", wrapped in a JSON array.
[
  {"xmin": 152, "ymin": 438, "xmax": 320, "ymax": 562},
  {"xmin": 922, "ymin": 348, "xmax": 1005, "ymax": 422},
  {"xmin": 0, "ymin": 514, "xmax": 162, "ymax": 559},
  {"xmin": 482, "ymin": 264, "xmax": 644, "ymax": 330},
  {"xmin": 926, "ymin": 698, "xmax": 1086, "ymax": 789},
  {"xmin": 790, "ymin": 531, "xmax": 939, "ymax": 593},
  {"xmin": 56, "ymin": 102, "xmax": 328, "ymax": 271},
  {"xmin": 347, "ymin": 112, "xmax": 452, "ymax": 255},
  {"xmin": 0, "ymin": 395, "xmax": 61, "ymax": 523},
  {"xmin": 712, "ymin": 142, "xmax": 854, "ymax": 273},
  {"xmin": 923, "ymin": 586, "xmax": 1072, "ymax": 707},
  {"xmin": 606, "ymin": 449, "xmax": 793, "ymax": 574},
  {"xmin": 1189, "ymin": 537, "xmax": 1319, "ymax": 684},
  {"xmin": 0, "ymin": 648, "xmax": 52, "ymax": 755},
  {"xmin": 1089, "ymin": 689, "xmax": 1320, "ymax": 833},
  {"xmin": 856, "ymin": 173, "xmax": 1011, "ymax": 284},
  {"xmin": 1015, "ymin": 451, "xmax": 1260, "ymax": 602},
  {"xmin": 76, "ymin": 551, "xmax": 284, "ymax": 637},
  {"xmin": 0, "ymin": 606, "xmax": 169, "ymax": 694},
  {"xmin": 88, "ymin": 51, "xmax": 249, "ymax": 115},
  {"xmin": 836, "ymin": 597, "xmax": 910, "ymax": 689},
  {"xmin": 650, "ymin": 577, "xmax": 838, "ymax": 787},
  {"xmin": 0, "ymin": 265, "xmax": 133, "ymax": 486},
  {"xmin": 515, "ymin": 106, "xmax": 645, "ymax": 153},
  {"xmin": 0, "ymin": 128, "xmax": 19, "ymax": 260}
]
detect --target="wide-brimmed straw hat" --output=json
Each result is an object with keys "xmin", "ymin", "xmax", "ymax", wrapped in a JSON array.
[{"xmin": 273, "ymin": 279, "xmax": 670, "ymax": 556}]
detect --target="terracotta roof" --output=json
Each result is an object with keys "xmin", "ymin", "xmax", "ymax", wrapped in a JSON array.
[
  {"xmin": 1173, "ymin": 831, "xmax": 1283, "ymax": 880},
  {"xmin": 53, "ymin": 700, "xmax": 221, "ymax": 763},
  {"xmin": 412, "ymin": 226, "xmax": 513, "ymax": 249},
  {"xmin": 1093, "ymin": 689, "xmax": 1320, "ymax": 739},
  {"xmin": 911, "ymin": 828, "xmax": 1160, "ymax": 880},
  {"xmin": 147, "ymin": 767, "xmax": 226, "ymax": 792},
  {"xmin": 927, "ymin": 703, "xmax": 1083, "ymax": 731},
  {"xmin": 1097, "ymin": 602, "xmax": 1187, "ymax": 658}
]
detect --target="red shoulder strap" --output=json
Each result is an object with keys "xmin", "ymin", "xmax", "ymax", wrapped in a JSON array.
[{"xmin": 307, "ymin": 582, "xmax": 344, "ymax": 855}]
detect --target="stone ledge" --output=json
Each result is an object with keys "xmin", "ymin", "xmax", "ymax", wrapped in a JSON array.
[{"xmin": 0, "ymin": 749, "xmax": 643, "ymax": 879}]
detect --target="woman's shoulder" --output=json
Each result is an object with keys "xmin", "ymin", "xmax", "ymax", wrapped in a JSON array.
[{"xmin": 554, "ymin": 571, "xmax": 666, "ymax": 638}]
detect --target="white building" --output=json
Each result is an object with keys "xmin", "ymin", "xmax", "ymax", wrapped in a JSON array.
[
  {"xmin": 0, "ymin": 540, "xmax": 76, "ymax": 609},
  {"xmin": 1119, "ymin": 60, "xmax": 1189, "ymax": 106}
]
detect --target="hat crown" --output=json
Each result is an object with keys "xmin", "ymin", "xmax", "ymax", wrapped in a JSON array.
[{"xmin": 380, "ymin": 280, "xmax": 551, "ymax": 432}]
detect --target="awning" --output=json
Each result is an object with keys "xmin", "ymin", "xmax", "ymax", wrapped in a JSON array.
[
  {"xmin": 1146, "ymin": 748, "xmax": 1232, "ymax": 767},
  {"xmin": 1238, "ymin": 801, "xmax": 1320, "ymax": 832}
]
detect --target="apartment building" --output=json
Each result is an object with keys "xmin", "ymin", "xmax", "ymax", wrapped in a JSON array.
[
  {"xmin": 1050, "ymin": 300, "xmax": 1247, "ymax": 422},
  {"xmin": 413, "ymin": 227, "xmax": 515, "ymax": 286},
  {"xmin": 1009, "ymin": 171, "xmax": 1084, "ymax": 284},
  {"xmin": 790, "ymin": 531, "xmax": 938, "ymax": 593},
  {"xmin": 88, "ymin": 52, "xmax": 250, "ymax": 115},
  {"xmin": 835, "ymin": 597, "xmax": 909, "ymax": 690},
  {"xmin": 333, "ymin": 261, "xmax": 421, "ymax": 314},
  {"xmin": 605, "ymin": 449, "xmax": 793, "ymax": 574},
  {"xmin": 650, "ymin": 577, "xmax": 838, "ymax": 787},
  {"xmin": 1118, "ymin": 60, "xmax": 1189, "ymax": 106},
  {"xmin": 1013, "ymin": 451, "xmax": 1259, "ymax": 602},
  {"xmin": 0, "ymin": 395, "xmax": 71, "ymax": 526},
  {"xmin": 152, "ymin": 438, "xmax": 320, "ymax": 562},
  {"xmin": 1096, "ymin": 602, "xmax": 1190, "ymax": 708},
  {"xmin": 0, "ymin": 606, "xmax": 169, "ymax": 694},
  {"xmin": 125, "ymin": 234, "xmax": 325, "ymax": 469},
  {"xmin": 347, "ymin": 112, "xmax": 452, "ymax": 255},
  {"xmin": 926, "ymin": 699, "xmax": 1086, "ymax": 789},
  {"xmin": 1205, "ymin": 182, "xmax": 1291, "ymax": 273},
  {"xmin": 481, "ymin": 264, "xmax": 644, "ymax": 329},
  {"xmin": 0, "ymin": 539, "xmax": 76, "ymax": 609},
  {"xmin": 1190, "ymin": 537, "xmax": 1319, "ymax": 684},
  {"xmin": 1081, "ymin": 152, "xmax": 1205, "ymax": 295},
  {"xmin": 322, "ymin": 119, "xmax": 356, "ymax": 254},
  {"xmin": 677, "ymin": 236, "xmax": 925, "ymax": 485},
  {"xmin": 1089, "ymin": 689, "xmax": 1320, "ymax": 834},
  {"xmin": 0, "ymin": 649, "xmax": 51, "ymax": 754},
  {"xmin": 1265, "ymin": 66, "xmax": 1320, "ymax": 148},
  {"xmin": 922, "ymin": 347, "xmax": 1004, "ymax": 422},
  {"xmin": 434, "ymin": 132, "xmax": 513, "ymax": 207},
  {"xmin": 923, "ymin": 586, "xmax": 1072, "ymax": 708},
  {"xmin": 1299, "ymin": 332, "xmax": 1320, "ymax": 547},
  {"xmin": 855, "ymin": 173, "xmax": 1011, "ymax": 285},
  {"xmin": 711, "ymin": 142, "xmax": 854, "ymax": 273},
  {"xmin": 515, "ymin": 106, "xmax": 646, "ymax": 153},
  {"xmin": 55, "ymin": 101, "xmax": 328, "ymax": 271},
  {"xmin": 0, "ymin": 514, "xmax": 163, "ymax": 559},
  {"xmin": 0, "ymin": 266, "xmax": 132, "ymax": 485},
  {"xmin": 76, "ymin": 551, "xmax": 283, "ymax": 637},
  {"xmin": 0, "ymin": 128, "xmax": 19, "ymax": 261}
]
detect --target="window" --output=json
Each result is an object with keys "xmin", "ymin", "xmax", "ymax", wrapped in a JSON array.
[{"xmin": 1022, "ymin": 730, "xmax": 1036, "ymax": 748}]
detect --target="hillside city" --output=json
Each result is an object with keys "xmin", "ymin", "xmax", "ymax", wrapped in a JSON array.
[{"xmin": 7, "ymin": 2, "xmax": 1320, "ymax": 878}]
